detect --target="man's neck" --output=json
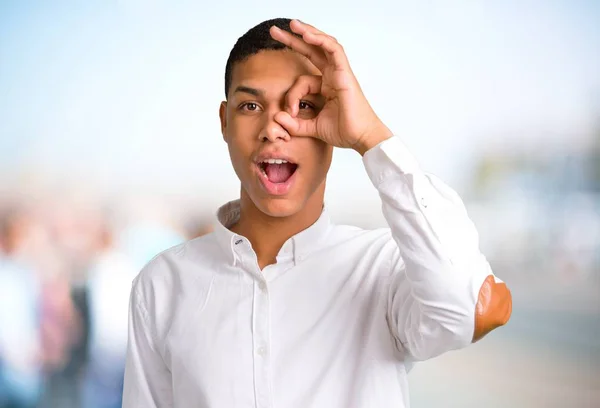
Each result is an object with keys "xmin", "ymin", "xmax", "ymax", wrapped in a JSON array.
[{"xmin": 231, "ymin": 190, "xmax": 324, "ymax": 270}]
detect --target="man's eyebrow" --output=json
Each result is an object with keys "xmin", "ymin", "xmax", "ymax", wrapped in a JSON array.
[{"xmin": 233, "ymin": 86, "xmax": 263, "ymax": 97}]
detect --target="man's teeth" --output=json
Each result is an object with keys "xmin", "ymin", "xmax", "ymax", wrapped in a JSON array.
[{"xmin": 261, "ymin": 159, "xmax": 288, "ymax": 164}]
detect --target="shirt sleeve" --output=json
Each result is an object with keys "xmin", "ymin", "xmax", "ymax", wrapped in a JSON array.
[
  {"xmin": 122, "ymin": 281, "xmax": 174, "ymax": 408},
  {"xmin": 363, "ymin": 136, "xmax": 511, "ymax": 361}
]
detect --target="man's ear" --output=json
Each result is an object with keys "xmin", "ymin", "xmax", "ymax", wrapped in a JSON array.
[{"xmin": 219, "ymin": 101, "xmax": 227, "ymax": 142}]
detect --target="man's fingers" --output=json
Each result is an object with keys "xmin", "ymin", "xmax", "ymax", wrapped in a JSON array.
[
  {"xmin": 285, "ymin": 75, "xmax": 323, "ymax": 117},
  {"xmin": 270, "ymin": 21, "xmax": 350, "ymax": 72},
  {"xmin": 289, "ymin": 20, "xmax": 349, "ymax": 70},
  {"xmin": 269, "ymin": 26, "xmax": 328, "ymax": 70},
  {"xmin": 289, "ymin": 19, "xmax": 326, "ymax": 37},
  {"xmin": 274, "ymin": 111, "xmax": 318, "ymax": 138},
  {"xmin": 302, "ymin": 31, "xmax": 350, "ymax": 70}
]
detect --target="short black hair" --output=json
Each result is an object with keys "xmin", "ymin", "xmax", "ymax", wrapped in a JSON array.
[{"xmin": 224, "ymin": 18, "xmax": 300, "ymax": 98}]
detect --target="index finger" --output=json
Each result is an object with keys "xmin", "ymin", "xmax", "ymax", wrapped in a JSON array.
[
  {"xmin": 288, "ymin": 20, "xmax": 327, "ymax": 37},
  {"xmin": 274, "ymin": 20, "xmax": 350, "ymax": 72},
  {"xmin": 289, "ymin": 20, "xmax": 350, "ymax": 69},
  {"xmin": 269, "ymin": 25, "xmax": 328, "ymax": 71}
]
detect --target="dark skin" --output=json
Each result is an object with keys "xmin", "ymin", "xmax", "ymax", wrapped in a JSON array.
[{"xmin": 219, "ymin": 20, "xmax": 392, "ymax": 269}]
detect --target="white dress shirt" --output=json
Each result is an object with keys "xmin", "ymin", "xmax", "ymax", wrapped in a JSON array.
[{"xmin": 122, "ymin": 136, "xmax": 496, "ymax": 408}]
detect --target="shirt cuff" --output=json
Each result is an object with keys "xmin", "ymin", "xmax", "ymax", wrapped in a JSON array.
[{"xmin": 362, "ymin": 136, "xmax": 422, "ymax": 187}]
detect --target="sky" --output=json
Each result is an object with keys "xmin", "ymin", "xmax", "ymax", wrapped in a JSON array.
[{"xmin": 1, "ymin": 0, "xmax": 599, "ymax": 215}]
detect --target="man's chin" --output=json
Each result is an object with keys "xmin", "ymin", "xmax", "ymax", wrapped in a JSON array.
[{"xmin": 255, "ymin": 196, "xmax": 303, "ymax": 218}]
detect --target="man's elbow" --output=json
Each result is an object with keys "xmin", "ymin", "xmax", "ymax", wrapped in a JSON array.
[{"xmin": 472, "ymin": 274, "xmax": 512, "ymax": 342}]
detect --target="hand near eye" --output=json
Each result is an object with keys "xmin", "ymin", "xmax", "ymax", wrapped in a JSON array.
[{"xmin": 270, "ymin": 20, "xmax": 393, "ymax": 155}]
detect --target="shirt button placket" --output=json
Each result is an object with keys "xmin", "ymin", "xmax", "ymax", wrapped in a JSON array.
[{"xmin": 252, "ymin": 278, "xmax": 271, "ymax": 408}]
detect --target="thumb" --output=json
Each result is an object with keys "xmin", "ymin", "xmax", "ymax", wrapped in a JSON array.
[{"xmin": 274, "ymin": 111, "xmax": 318, "ymax": 138}]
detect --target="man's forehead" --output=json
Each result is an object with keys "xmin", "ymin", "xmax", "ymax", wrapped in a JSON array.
[{"xmin": 230, "ymin": 50, "xmax": 320, "ymax": 89}]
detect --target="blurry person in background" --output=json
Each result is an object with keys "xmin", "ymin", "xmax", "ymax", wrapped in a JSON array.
[
  {"xmin": 123, "ymin": 18, "xmax": 512, "ymax": 407},
  {"xmin": 39, "ymin": 276, "xmax": 81, "ymax": 376},
  {"xmin": 0, "ymin": 206, "xmax": 43, "ymax": 408},
  {"xmin": 21, "ymin": 198, "xmax": 83, "ymax": 383},
  {"xmin": 82, "ymin": 209, "xmax": 138, "ymax": 408},
  {"xmin": 38, "ymin": 198, "xmax": 94, "ymax": 408}
]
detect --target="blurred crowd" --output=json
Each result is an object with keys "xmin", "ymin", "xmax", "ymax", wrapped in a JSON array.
[{"xmin": 0, "ymin": 191, "xmax": 212, "ymax": 408}]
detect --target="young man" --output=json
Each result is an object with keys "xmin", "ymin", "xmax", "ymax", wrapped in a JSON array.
[{"xmin": 122, "ymin": 18, "xmax": 512, "ymax": 408}]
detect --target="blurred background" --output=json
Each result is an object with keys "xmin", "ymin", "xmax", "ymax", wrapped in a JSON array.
[{"xmin": 1, "ymin": 1, "xmax": 599, "ymax": 407}]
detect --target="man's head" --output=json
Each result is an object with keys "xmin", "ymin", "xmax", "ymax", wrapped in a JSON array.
[{"xmin": 220, "ymin": 18, "xmax": 333, "ymax": 218}]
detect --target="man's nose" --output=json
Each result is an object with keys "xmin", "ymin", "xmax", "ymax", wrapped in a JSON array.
[{"xmin": 259, "ymin": 113, "xmax": 291, "ymax": 143}]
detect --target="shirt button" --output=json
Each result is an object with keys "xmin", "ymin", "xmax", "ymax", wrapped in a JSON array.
[
  {"xmin": 257, "ymin": 346, "xmax": 267, "ymax": 357},
  {"xmin": 258, "ymin": 281, "xmax": 267, "ymax": 291}
]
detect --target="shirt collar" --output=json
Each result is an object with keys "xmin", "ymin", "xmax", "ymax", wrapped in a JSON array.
[{"xmin": 213, "ymin": 199, "xmax": 331, "ymax": 266}]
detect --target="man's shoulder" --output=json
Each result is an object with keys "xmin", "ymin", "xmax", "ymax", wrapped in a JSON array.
[
  {"xmin": 326, "ymin": 224, "xmax": 403, "ymax": 275},
  {"xmin": 328, "ymin": 223, "xmax": 393, "ymax": 246},
  {"xmin": 131, "ymin": 232, "xmax": 221, "ymax": 297}
]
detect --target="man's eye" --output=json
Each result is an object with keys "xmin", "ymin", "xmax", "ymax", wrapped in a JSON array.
[
  {"xmin": 299, "ymin": 101, "xmax": 313, "ymax": 110},
  {"xmin": 240, "ymin": 102, "xmax": 260, "ymax": 111}
]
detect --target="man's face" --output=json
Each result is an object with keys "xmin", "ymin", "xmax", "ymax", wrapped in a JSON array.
[{"xmin": 220, "ymin": 49, "xmax": 333, "ymax": 218}]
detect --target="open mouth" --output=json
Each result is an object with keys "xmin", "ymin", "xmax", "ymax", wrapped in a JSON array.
[{"xmin": 258, "ymin": 159, "xmax": 298, "ymax": 184}]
